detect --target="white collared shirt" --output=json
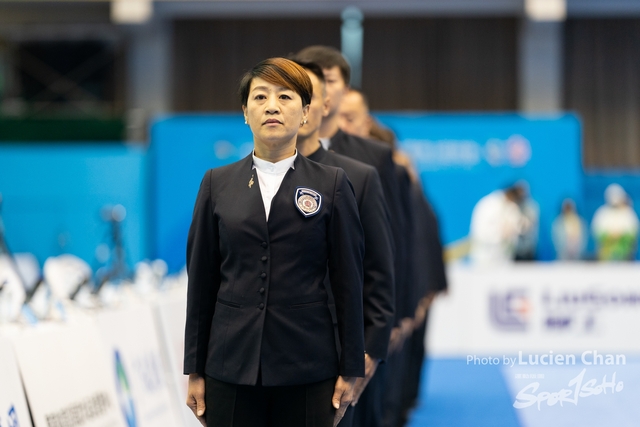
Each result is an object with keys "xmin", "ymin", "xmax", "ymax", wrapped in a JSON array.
[
  {"xmin": 319, "ymin": 137, "xmax": 331, "ymax": 151},
  {"xmin": 252, "ymin": 151, "xmax": 297, "ymax": 220}
]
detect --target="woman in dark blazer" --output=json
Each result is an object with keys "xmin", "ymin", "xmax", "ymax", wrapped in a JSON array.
[{"xmin": 184, "ymin": 58, "xmax": 365, "ymax": 427}]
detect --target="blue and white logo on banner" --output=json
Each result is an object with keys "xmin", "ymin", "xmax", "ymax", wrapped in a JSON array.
[{"xmin": 115, "ymin": 350, "xmax": 137, "ymax": 427}]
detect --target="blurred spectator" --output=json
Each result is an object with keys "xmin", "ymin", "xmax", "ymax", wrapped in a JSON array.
[
  {"xmin": 337, "ymin": 88, "xmax": 373, "ymax": 138},
  {"xmin": 469, "ymin": 185, "xmax": 529, "ymax": 265},
  {"xmin": 337, "ymin": 89, "xmax": 419, "ymax": 184},
  {"xmin": 514, "ymin": 181, "xmax": 539, "ymax": 261},
  {"xmin": 591, "ymin": 183, "xmax": 639, "ymax": 260},
  {"xmin": 552, "ymin": 199, "xmax": 587, "ymax": 260}
]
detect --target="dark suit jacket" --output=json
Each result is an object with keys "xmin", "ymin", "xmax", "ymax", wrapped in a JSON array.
[
  {"xmin": 394, "ymin": 164, "xmax": 417, "ymax": 319},
  {"xmin": 308, "ymin": 146, "xmax": 395, "ymax": 361},
  {"xmin": 184, "ymin": 154, "xmax": 365, "ymax": 386},
  {"xmin": 411, "ymin": 183, "xmax": 447, "ymax": 297},
  {"xmin": 329, "ymin": 130, "xmax": 412, "ymax": 325}
]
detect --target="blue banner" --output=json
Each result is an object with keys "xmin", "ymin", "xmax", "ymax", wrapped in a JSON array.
[
  {"xmin": 150, "ymin": 113, "xmax": 582, "ymax": 270},
  {"xmin": 378, "ymin": 113, "xmax": 583, "ymax": 261},
  {"xmin": 150, "ymin": 115, "xmax": 253, "ymax": 271},
  {"xmin": 0, "ymin": 144, "xmax": 148, "ymax": 267}
]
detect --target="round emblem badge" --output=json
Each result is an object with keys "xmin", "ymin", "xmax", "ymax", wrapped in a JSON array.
[
  {"xmin": 294, "ymin": 187, "xmax": 322, "ymax": 217},
  {"xmin": 297, "ymin": 195, "xmax": 318, "ymax": 213}
]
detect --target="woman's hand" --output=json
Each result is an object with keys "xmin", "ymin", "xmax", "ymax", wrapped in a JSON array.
[
  {"xmin": 186, "ymin": 373, "xmax": 207, "ymax": 426},
  {"xmin": 332, "ymin": 375, "xmax": 357, "ymax": 426}
]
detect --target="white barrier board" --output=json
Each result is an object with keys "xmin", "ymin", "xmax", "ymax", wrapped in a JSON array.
[
  {"xmin": 96, "ymin": 303, "xmax": 182, "ymax": 427},
  {"xmin": 429, "ymin": 263, "xmax": 640, "ymax": 356},
  {"xmin": 0, "ymin": 336, "xmax": 32, "ymax": 427},
  {"xmin": 11, "ymin": 321, "xmax": 126, "ymax": 427},
  {"xmin": 154, "ymin": 290, "xmax": 201, "ymax": 427}
]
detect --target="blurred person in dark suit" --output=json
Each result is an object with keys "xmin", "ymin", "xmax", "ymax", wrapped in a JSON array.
[
  {"xmin": 184, "ymin": 58, "xmax": 365, "ymax": 427},
  {"xmin": 399, "ymin": 184, "xmax": 447, "ymax": 423},
  {"xmin": 337, "ymin": 89, "xmax": 373, "ymax": 140},
  {"xmin": 293, "ymin": 60, "xmax": 396, "ymax": 427},
  {"xmin": 365, "ymin": 115, "xmax": 448, "ymax": 426},
  {"xmin": 329, "ymin": 69, "xmax": 448, "ymax": 427},
  {"xmin": 293, "ymin": 46, "xmax": 413, "ymax": 427},
  {"xmin": 338, "ymin": 88, "xmax": 418, "ymax": 185}
]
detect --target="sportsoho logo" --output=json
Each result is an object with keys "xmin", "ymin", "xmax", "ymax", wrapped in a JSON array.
[
  {"xmin": 115, "ymin": 350, "xmax": 137, "ymax": 427},
  {"xmin": 489, "ymin": 289, "xmax": 531, "ymax": 331}
]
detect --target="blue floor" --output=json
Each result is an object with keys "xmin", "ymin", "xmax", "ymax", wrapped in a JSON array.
[
  {"xmin": 407, "ymin": 357, "xmax": 640, "ymax": 427},
  {"xmin": 406, "ymin": 358, "xmax": 522, "ymax": 427}
]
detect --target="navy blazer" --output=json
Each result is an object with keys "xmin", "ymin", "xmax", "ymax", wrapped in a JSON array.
[
  {"xmin": 329, "ymin": 130, "xmax": 413, "ymax": 324},
  {"xmin": 184, "ymin": 154, "xmax": 365, "ymax": 386},
  {"xmin": 307, "ymin": 146, "xmax": 395, "ymax": 361},
  {"xmin": 411, "ymin": 183, "xmax": 447, "ymax": 297}
]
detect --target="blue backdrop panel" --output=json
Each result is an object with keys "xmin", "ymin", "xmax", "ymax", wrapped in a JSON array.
[
  {"xmin": 0, "ymin": 143, "xmax": 148, "ymax": 268},
  {"xmin": 377, "ymin": 113, "xmax": 583, "ymax": 261},
  {"xmin": 151, "ymin": 113, "xmax": 582, "ymax": 270},
  {"xmin": 150, "ymin": 115, "xmax": 253, "ymax": 272}
]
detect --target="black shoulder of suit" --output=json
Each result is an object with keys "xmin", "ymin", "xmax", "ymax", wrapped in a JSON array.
[
  {"xmin": 329, "ymin": 129, "xmax": 394, "ymax": 168},
  {"xmin": 308, "ymin": 146, "xmax": 378, "ymax": 181}
]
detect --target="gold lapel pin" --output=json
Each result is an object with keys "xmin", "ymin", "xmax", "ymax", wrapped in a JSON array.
[{"xmin": 248, "ymin": 174, "xmax": 255, "ymax": 188}]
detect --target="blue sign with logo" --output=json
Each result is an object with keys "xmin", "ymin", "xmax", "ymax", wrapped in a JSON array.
[
  {"xmin": 0, "ymin": 405, "xmax": 20, "ymax": 427},
  {"xmin": 114, "ymin": 349, "xmax": 137, "ymax": 427},
  {"xmin": 378, "ymin": 113, "xmax": 582, "ymax": 261},
  {"xmin": 489, "ymin": 289, "xmax": 530, "ymax": 331}
]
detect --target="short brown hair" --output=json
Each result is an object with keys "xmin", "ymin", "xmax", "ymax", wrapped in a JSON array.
[
  {"xmin": 239, "ymin": 57, "xmax": 312, "ymax": 107},
  {"xmin": 293, "ymin": 46, "xmax": 350, "ymax": 85}
]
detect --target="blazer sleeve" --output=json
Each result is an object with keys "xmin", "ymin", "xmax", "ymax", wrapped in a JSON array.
[
  {"xmin": 375, "ymin": 151, "xmax": 410, "ymax": 325},
  {"xmin": 422, "ymin": 196, "xmax": 448, "ymax": 293},
  {"xmin": 359, "ymin": 169, "xmax": 396, "ymax": 361},
  {"xmin": 184, "ymin": 170, "xmax": 221, "ymax": 375},
  {"xmin": 327, "ymin": 169, "xmax": 366, "ymax": 378}
]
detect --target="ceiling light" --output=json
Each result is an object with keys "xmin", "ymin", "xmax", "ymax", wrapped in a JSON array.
[
  {"xmin": 525, "ymin": 0, "xmax": 566, "ymax": 22},
  {"xmin": 111, "ymin": 0, "xmax": 153, "ymax": 25}
]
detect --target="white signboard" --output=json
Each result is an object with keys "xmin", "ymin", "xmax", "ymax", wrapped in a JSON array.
[
  {"xmin": 0, "ymin": 336, "xmax": 32, "ymax": 427},
  {"xmin": 154, "ymin": 290, "xmax": 201, "ymax": 427},
  {"xmin": 11, "ymin": 321, "xmax": 126, "ymax": 427},
  {"xmin": 96, "ymin": 303, "xmax": 182, "ymax": 427},
  {"xmin": 429, "ymin": 264, "xmax": 640, "ymax": 356}
]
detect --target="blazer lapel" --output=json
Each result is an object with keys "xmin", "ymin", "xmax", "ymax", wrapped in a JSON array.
[
  {"xmin": 238, "ymin": 154, "xmax": 269, "ymax": 227},
  {"xmin": 266, "ymin": 165, "xmax": 295, "ymax": 226}
]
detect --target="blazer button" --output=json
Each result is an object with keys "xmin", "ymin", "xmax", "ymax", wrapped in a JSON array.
[
  {"xmin": 258, "ymin": 303, "xmax": 265, "ymax": 310},
  {"xmin": 260, "ymin": 272, "xmax": 267, "ymax": 279},
  {"xmin": 261, "ymin": 256, "xmax": 268, "ymax": 262},
  {"xmin": 259, "ymin": 287, "xmax": 265, "ymax": 294},
  {"xmin": 261, "ymin": 242, "xmax": 268, "ymax": 248}
]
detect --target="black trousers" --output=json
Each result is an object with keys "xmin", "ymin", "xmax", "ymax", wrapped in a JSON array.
[
  {"xmin": 350, "ymin": 363, "xmax": 386, "ymax": 427},
  {"xmin": 381, "ymin": 347, "xmax": 410, "ymax": 427},
  {"xmin": 400, "ymin": 315, "xmax": 428, "ymax": 423},
  {"xmin": 205, "ymin": 375, "xmax": 336, "ymax": 427}
]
